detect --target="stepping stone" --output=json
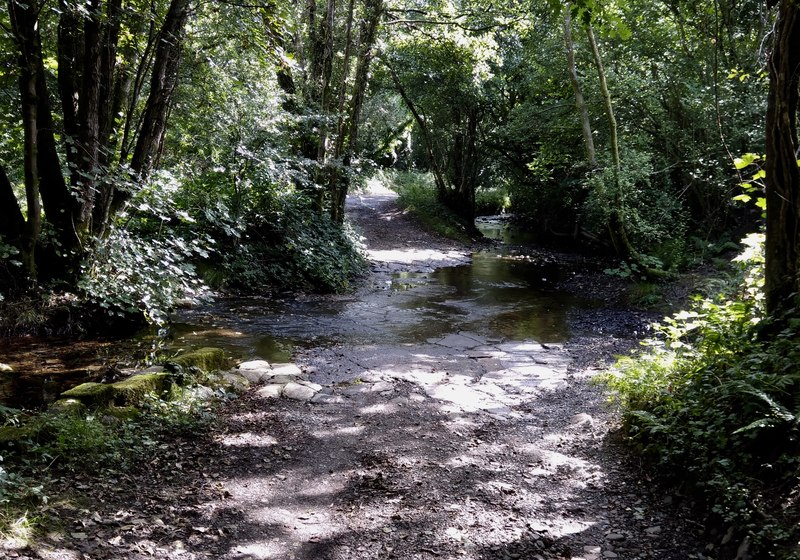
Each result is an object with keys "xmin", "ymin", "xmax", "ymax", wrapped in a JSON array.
[{"xmin": 282, "ymin": 382, "xmax": 317, "ymax": 401}]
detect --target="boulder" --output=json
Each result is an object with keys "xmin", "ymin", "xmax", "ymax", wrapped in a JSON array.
[
  {"xmin": 112, "ymin": 372, "xmax": 173, "ymax": 406},
  {"xmin": 49, "ymin": 398, "xmax": 88, "ymax": 417},
  {"xmin": 60, "ymin": 382, "xmax": 115, "ymax": 408},
  {"xmin": 166, "ymin": 347, "xmax": 229, "ymax": 373}
]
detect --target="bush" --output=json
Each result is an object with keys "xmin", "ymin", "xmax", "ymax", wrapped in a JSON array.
[
  {"xmin": 225, "ymin": 193, "xmax": 367, "ymax": 293},
  {"xmin": 599, "ymin": 233, "xmax": 800, "ymax": 557}
]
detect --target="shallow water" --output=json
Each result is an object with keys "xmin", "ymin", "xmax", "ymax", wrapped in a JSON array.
[{"xmin": 0, "ymin": 244, "xmax": 595, "ymax": 408}]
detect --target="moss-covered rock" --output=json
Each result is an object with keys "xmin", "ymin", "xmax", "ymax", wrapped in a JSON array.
[
  {"xmin": 49, "ymin": 398, "xmax": 88, "ymax": 417},
  {"xmin": 111, "ymin": 372, "xmax": 172, "ymax": 406},
  {"xmin": 166, "ymin": 347, "xmax": 229, "ymax": 375},
  {"xmin": 60, "ymin": 382, "xmax": 115, "ymax": 408},
  {"xmin": 0, "ymin": 425, "xmax": 34, "ymax": 446}
]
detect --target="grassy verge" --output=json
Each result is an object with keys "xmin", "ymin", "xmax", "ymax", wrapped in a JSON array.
[{"xmin": 375, "ymin": 170, "xmax": 474, "ymax": 243}]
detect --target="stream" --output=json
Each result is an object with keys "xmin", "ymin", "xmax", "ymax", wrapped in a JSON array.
[{"xmin": 0, "ymin": 219, "xmax": 599, "ymax": 410}]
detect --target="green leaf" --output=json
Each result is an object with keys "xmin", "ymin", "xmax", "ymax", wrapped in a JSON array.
[
  {"xmin": 732, "ymin": 194, "xmax": 752, "ymax": 203},
  {"xmin": 734, "ymin": 153, "xmax": 760, "ymax": 170},
  {"xmin": 756, "ymin": 198, "xmax": 767, "ymax": 210}
]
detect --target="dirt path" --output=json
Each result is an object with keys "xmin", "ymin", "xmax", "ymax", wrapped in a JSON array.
[{"xmin": 19, "ymin": 187, "xmax": 705, "ymax": 560}]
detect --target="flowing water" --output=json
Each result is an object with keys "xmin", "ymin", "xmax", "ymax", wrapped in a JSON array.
[{"xmin": 0, "ymin": 220, "xmax": 597, "ymax": 409}]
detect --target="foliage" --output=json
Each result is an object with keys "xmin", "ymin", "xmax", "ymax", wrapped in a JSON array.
[
  {"xmin": 224, "ymin": 193, "xmax": 367, "ymax": 294},
  {"xmin": 599, "ymin": 233, "xmax": 800, "ymax": 556},
  {"xmin": 0, "ymin": 392, "xmax": 215, "ymax": 541},
  {"xmin": 78, "ymin": 173, "xmax": 213, "ymax": 326}
]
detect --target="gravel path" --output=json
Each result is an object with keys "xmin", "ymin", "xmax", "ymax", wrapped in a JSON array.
[{"xmin": 17, "ymin": 186, "xmax": 706, "ymax": 560}]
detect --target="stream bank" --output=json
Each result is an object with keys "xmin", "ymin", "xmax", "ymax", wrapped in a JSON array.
[{"xmin": 4, "ymin": 184, "xmax": 710, "ymax": 560}]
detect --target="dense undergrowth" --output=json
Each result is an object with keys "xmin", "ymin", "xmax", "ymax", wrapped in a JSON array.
[{"xmin": 600, "ymin": 233, "xmax": 800, "ymax": 559}]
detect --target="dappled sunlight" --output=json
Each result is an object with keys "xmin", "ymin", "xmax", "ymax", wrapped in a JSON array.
[{"xmin": 368, "ymin": 247, "xmax": 470, "ymax": 265}]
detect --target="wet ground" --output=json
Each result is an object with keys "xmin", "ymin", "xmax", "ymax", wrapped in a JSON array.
[{"xmin": 4, "ymin": 184, "xmax": 708, "ymax": 560}]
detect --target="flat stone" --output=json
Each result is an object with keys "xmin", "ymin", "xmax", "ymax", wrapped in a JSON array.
[
  {"xmin": 606, "ymin": 533, "xmax": 625, "ymax": 541},
  {"xmin": 644, "ymin": 526, "xmax": 661, "ymax": 535},
  {"xmin": 257, "ymin": 384, "xmax": 284, "ymax": 399},
  {"xmin": 297, "ymin": 380, "xmax": 323, "ymax": 392},
  {"xmin": 237, "ymin": 368, "xmax": 267, "ymax": 384},
  {"xmin": 311, "ymin": 393, "xmax": 345, "ymax": 405},
  {"xmin": 266, "ymin": 374, "xmax": 302, "ymax": 384},
  {"xmin": 237, "ymin": 359, "xmax": 271, "ymax": 371},
  {"xmin": 602, "ymin": 552, "xmax": 618, "ymax": 559},
  {"xmin": 341, "ymin": 384, "xmax": 372, "ymax": 395},
  {"xmin": 282, "ymin": 382, "xmax": 317, "ymax": 401},
  {"xmin": 271, "ymin": 363, "xmax": 304, "ymax": 377},
  {"xmin": 371, "ymin": 381, "xmax": 395, "ymax": 393}
]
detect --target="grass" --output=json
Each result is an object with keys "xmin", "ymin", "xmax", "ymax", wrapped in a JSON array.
[{"xmin": 375, "ymin": 170, "xmax": 475, "ymax": 243}]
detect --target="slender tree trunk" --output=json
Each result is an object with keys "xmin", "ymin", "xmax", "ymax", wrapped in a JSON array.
[
  {"xmin": 8, "ymin": 0, "xmax": 43, "ymax": 279},
  {"xmin": 563, "ymin": 7, "xmax": 596, "ymax": 167},
  {"xmin": 586, "ymin": 24, "xmax": 620, "ymax": 178},
  {"xmin": 586, "ymin": 23, "xmax": 631, "ymax": 258},
  {"xmin": 331, "ymin": 0, "xmax": 383, "ymax": 222},
  {"xmin": 765, "ymin": 0, "xmax": 800, "ymax": 317},
  {"xmin": 124, "ymin": 0, "xmax": 190, "ymax": 194}
]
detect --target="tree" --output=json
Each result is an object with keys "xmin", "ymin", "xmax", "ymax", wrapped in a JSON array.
[
  {"xmin": 764, "ymin": 0, "xmax": 800, "ymax": 317},
  {"xmin": 0, "ymin": 0, "xmax": 192, "ymax": 287}
]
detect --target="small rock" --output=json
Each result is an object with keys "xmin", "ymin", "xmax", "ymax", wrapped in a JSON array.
[
  {"xmin": 570, "ymin": 413, "xmax": 594, "ymax": 428},
  {"xmin": 602, "ymin": 552, "xmax": 618, "ymax": 559},
  {"xmin": 0, "ymin": 363, "xmax": 12, "ymax": 372},
  {"xmin": 644, "ymin": 525, "xmax": 661, "ymax": 536},
  {"xmin": 606, "ymin": 533, "xmax": 625, "ymax": 541},
  {"xmin": 185, "ymin": 385, "xmax": 215, "ymax": 401},
  {"xmin": 282, "ymin": 383, "xmax": 317, "ymax": 401},
  {"xmin": 221, "ymin": 372, "xmax": 250, "ymax": 392},
  {"xmin": 256, "ymin": 384, "xmax": 284, "ymax": 399},
  {"xmin": 311, "ymin": 393, "xmax": 345, "ymax": 405}
]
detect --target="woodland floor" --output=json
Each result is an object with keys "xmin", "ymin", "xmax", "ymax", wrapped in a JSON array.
[{"xmin": 11, "ymin": 185, "xmax": 710, "ymax": 560}]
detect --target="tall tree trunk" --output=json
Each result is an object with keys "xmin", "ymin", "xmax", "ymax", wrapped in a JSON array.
[
  {"xmin": 75, "ymin": 0, "xmax": 104, "ymax": 234},
  {"xmin": 121, "ymin": 0, "xmax": 190, "ymax": 214},
  {"xmin": 563, "ymin": 7, "xmax": 596, "ymax": 167},
  {"xmin": 331, "ymin": 0, "xmax": 383, "ymax": 223},
  {"xmin": 586, "ymin": 23, "xmax": 630, "ymax": 258},
  {"xmin": 8, "ymin": 0, "xmax": 43, "ymax": 279},
  {"xmin": 765, "ymin": 0, "xmax": 800, "ymax": 317}
]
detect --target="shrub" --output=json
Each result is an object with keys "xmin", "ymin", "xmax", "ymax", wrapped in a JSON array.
[
  {"xmin": 380, "ymin": 170, "xmax": 474, "ymax": 241},
  {"xmin": 599, "ymin": 233, "xmax": 800, "ymax": 557},
  {"xmin": 225, "ymin": 193, "xmax": 367, "ymax": 294}
]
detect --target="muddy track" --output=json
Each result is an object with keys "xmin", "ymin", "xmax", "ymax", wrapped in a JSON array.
[{"xmin": 18, "ymin": 187, "xmax": 706, "ymax": 560}]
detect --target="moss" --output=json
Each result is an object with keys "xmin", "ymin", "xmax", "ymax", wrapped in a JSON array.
[
  {"xmin": 111, "ymin": 373, "xmax": 172, "ymax": 406},
  {"xmin": 48, "ymin": 399, "xmax": 88, "ymax": 417},
  {"xmin": 166, "ymin": 347, "xmax": 229, "ymax": 374},
  {"xmin": 0, "ymin": 425, "xmax": 36, "ymax": 447},
  {"xmin": 60, "ymin": 382, "xmax": 115, "ymax": 408}
]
